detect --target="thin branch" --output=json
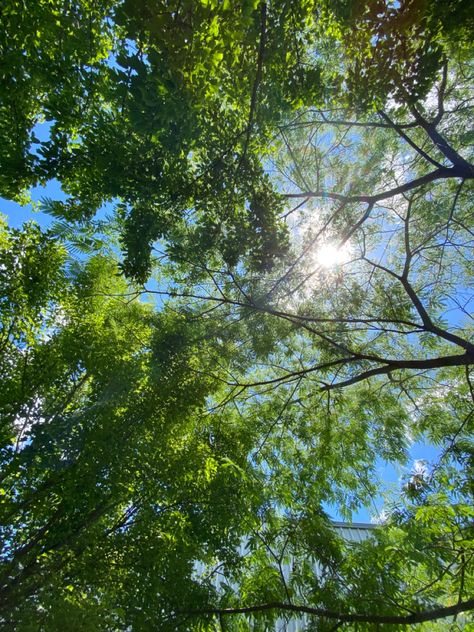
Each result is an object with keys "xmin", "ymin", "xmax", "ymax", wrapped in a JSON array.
[
  {"xmin": 377, "ymin": 111, "xmax": 444, "ymax": 169},
  {"xmin": 283, "ymin": 112, "xmax": 418, "ymax": 131},
  {"xmin": 399, "ymin": 276, "xmax": 474, "ymax": 354},
  {"xmin": 284, "ymin": 165, "xmax": 472, "ymax": 205},
  {"xmin": 281, "ymin": 196, "xmax": 310, "ymax": 220},
  {"xmin": 181, "ymin": 597, "xmax": 474, "ymax": 625},
  {"xmin": 322, "ymin": 352, "xmax": 474, "ymax": 391},
  {"xmin": 433, "ymin": 59, "xmax": 448, "ymax": 125},
  {"xmin": 411, "ymin": 106, "xmax": 474, "ymax": 172}
]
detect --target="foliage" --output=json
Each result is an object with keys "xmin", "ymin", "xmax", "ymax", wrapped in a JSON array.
[
  {"xmin": 0, "ymin": 221, "xmax": 268, "ymax": 628},
  {"xmin": 1, "ymin": 1, "xmax": 474, "ymax": 630}
]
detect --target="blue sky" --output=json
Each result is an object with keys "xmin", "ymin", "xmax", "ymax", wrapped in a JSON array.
[{"xmin": 1, "ymin": 178, "xmax": 65, "ymax": 230}]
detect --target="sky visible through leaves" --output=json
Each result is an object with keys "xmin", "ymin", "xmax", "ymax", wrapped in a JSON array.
[
  {"xmin": 1, "ymin": 178, "xmax": 442, "ymax": 525},
  {"xmin": 1, "ymin": 1, "xmax": 473, "ymax": 629}
]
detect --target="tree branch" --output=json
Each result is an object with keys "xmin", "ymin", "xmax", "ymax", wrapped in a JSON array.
[
  {"xmin": 411, "ymin": 107, "xmax": 474, "ymax": 172},
  {"xmin": 238, "ymin": 2, "xmax": 267, "ymax": 170},
  {"xmin": 182, "ymin": 597, "xmax": 474, "ymax": 625},
  {"xmin": 399, "ymin": 276, "xmax": 474, "ymax": 354},
  {"xmin": 284, "ymin": 166, "xmax": 472, "ymax": 204},
  {"xmin": 323, "ymin": 352, "xmax": 474, "ymax": 391},
  {"xmin": 283, "ymin": 112, "xmax": 418, "ymax": 130},
  {"xmin": 377, "ymin": 111, "xmax": 444, "ymax": 169}
]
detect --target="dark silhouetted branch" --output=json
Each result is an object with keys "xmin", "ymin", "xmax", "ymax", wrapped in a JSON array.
[{"xmin": 182, "ymin": 597, "xmax": 474, "ymax": 625}]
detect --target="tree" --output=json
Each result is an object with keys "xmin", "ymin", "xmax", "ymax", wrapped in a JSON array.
[
  {"xmin": 140, "ymin": 56, "xmax": 474, "ymax": 629},
  {"xmin": 0, "ymin": 218, "xmax": 270, "ymax": 628},
  {"xmin": 0, "ymin": 1, "xmax": 473, "ymax": 630},
  {"xmin": 3, "ymin": 0, "xmax": 470, "ymax": 279}
]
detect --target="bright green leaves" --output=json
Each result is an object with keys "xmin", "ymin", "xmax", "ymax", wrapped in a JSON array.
[
  {"xmin": 318, "ymin": 0, "xmax": 474, "ymax": 109},
  {"xmin": 0, "ymin": 0, "xmax": 325, "ymax": 283},
  {"xmin": 5, "ymin": 0, "xmax": 466, "ymax": 284},
  {"xmin": 0, "ymin": 220, "xmax": 274, "ymax": 628},
  {"xmin": 0, "ymin": 217, "xmax": 67, "ymax": 323},
  {"xmin": 0, "ymin": 0, "xmax": 114, "ymax": 198},
  {"xmin": 0, "ymin": 1, "xmax": 473, "ymax": 629}
]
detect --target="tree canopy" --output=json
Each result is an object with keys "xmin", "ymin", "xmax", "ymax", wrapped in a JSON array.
[{"xmin": 0, "ymin": 1, "xmax": 473, "ymax": 630}]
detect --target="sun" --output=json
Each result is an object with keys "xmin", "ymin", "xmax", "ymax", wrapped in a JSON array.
[{"xmin": 316, "ymin": 242, "xmax": 351, "ymax": 268}]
